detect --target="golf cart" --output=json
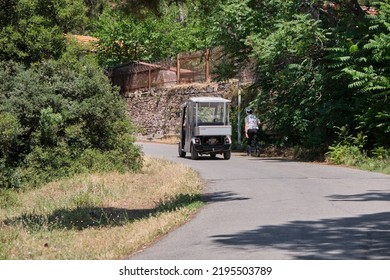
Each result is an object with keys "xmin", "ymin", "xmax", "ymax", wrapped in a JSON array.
[{"xmin": 178, "ymin": 97, "xmax": 232, "ymax": 160}]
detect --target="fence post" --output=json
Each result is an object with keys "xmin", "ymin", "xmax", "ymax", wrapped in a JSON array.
[
  {"xmin": 205, "ymin": 49, "xmax": 210, "ymax": 82},
  {"xmin": 148, "ymin": 69, "xmax": 151, "ymax": 90},
  {"xmin": 177, "ymin": 53, "xmax": 181, "ymax": 84},
  {"xmin": 237, "ymin": 75, "xmax": 242, "ymax": 144}
]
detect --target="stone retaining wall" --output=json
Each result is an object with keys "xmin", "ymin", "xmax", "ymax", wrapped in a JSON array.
[{"xmin": 126, "ymin": 82, "xmax": 232, "ymax": 141}]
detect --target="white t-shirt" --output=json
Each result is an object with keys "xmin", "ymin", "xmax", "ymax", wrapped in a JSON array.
[{"xmin": 245, "ymin": 114, "xmax": 259, "ymax": 130}]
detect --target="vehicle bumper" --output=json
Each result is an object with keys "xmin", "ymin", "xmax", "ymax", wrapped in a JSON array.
[{"xmin": 193, "ymin": 144, "xmax": 231, "ymax": 154}]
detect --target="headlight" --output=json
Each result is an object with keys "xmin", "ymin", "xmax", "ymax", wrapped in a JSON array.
[{"xmin": 224, "ymin": 137, "xmax": 231, "ymax": 144}]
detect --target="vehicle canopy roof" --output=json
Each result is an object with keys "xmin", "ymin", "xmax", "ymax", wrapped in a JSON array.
[{"xmin": 186, "ymin": 96, "xmax": 231, "ymax": 104}]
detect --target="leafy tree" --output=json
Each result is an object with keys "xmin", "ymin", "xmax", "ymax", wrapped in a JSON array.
[
  {"xmin": 210, "ymin": 0, "xmax": 389, "ymax": 152},
  {"xmin": 210, "ymin": 1, "xmax": 326, "ymax": 145},
  {"xmin": 247, "ymin": 13, "xmax": 327, "ymax": 146},
  {"xmin": 93, "ymin": 0, "xmax": 217, "ymax": 66},
  {"xmin": 209, "ymin": 0, "xmax": 302, "ymax": 78},
  {"xmin": 0, "ymin": 112, "xmax": 23, "ymax": 164},
  {"xmin": 84, "ymin": 0, "xmax": 108, "ymax": 19},
  {"xmin": 324, "ymin": 1, "xmax": 389, "ymax": 148},
  {"xmin": 342, "ymin": 1, "xmax": 390, "ymax": 147},
  {"xmin": 0, "ymin": 0, "xmax": 89, "ymax": 65}
]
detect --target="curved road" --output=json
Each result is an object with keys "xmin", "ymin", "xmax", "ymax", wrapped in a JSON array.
[{"xmin": 130, "ymin": 142, "xmax": 390, "ymax": 260}]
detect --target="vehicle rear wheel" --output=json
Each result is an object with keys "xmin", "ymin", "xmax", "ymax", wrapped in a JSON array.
[
  {"xmin": 191, "ymin": 144, "xmax": 199, "ymax": 160},
  {"xmin": 178, "ymin": 142, "xmax": 186, "ymax": 158},
  {"xmin": 223, "ymin": 150, "xmax": 231, "ymax": 160}
]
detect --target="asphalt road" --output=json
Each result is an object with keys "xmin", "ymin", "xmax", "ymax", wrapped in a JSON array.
[{"xmin": 130, "ymin": 142, "xmax": 390, "ymax": 260}]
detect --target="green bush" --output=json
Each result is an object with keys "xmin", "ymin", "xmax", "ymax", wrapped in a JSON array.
[
  {"xmin": 0, "ymin": 112, "xmax": 23, "ymax": 162},
  {"xmin": 0, "ymin": 187, "xmax": 18, "ymax": 208},
  {"xmin": 71, "ymin": 143, "xmax": 143, "ymax": 175},
  {"xmin": 325, "ymin": 144, "xmax": 364, "ymax": 165},
  {"xmin": 325, "ymin": 126, "xmax": 366, "ymax": 165},
  {"xmin": 325, "ymin": 126, "xmax": 390, "ymax": 174},
  {"xmin": 0, "ymin": 56, "xmax": 143, "ymax": 189},
  {"xmin": 326, "ymin": 144, "xmax": 390, "ymax": 175},
  {"xmin": 0, "ymin": 159, "xmax": 20, "ymax": 189}
]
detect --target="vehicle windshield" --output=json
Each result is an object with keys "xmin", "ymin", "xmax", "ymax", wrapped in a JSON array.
[{"xmin": 196, "ymin": 102, "xmax": 227, "ymax": 125}]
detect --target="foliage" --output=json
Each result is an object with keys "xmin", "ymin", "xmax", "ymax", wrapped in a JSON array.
[
  {"xmin": 246, "ymin": 12, "xmax": 327, "ymax": 146},
  {"xmin": 344, "ymin": 1, "xmax": 390, "ymax": 147},
  {"xmin": 325, "ymin": 126, "xmax": 366, "ymax": 164},
  {"xmin": 83, "ymin": 0, "xmax": 110, "ymax": 20},
  {"xmin": 0, "ymin": 54, "xmax": 143, "ymax": 189},
  {"xmin": 210, "ymin": 0, "xmax": 302, "ymax": 78},
  {"xmin": 0, "ymin": 112, "xmax": 23, "ymax": 162},
  {"xmin": 0, "ymin": 0, "xmax": 89, "ymax": 65},
  {"xmin": 93, "ymin": 0, "xmax": 216, "ymax": 66},
  {"xmin": 326, "ymin": 144, "xmax": 365, "ymax": 165},
  {"xmin": 325, "ymin": 126, "xmax": 390, "ymax": 174},
  {"xmin": 211, "ymin": 0, "xmax": 389, "ymax": 153},
  {"xmin": 209, "ymin": 1, "xmax": 330, "ymax": 148},
  {"xmin": 324, "ymin": 1, "xmax": 390, "ymax": 149}
]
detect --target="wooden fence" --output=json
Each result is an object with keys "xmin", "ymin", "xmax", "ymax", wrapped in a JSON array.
[{"xmin": 108, "ymin": 48, "xmax": 255, "ymax": 94}]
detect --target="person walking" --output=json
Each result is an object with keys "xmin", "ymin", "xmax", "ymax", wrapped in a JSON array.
[{"xmin": 244, "ymin": 108, "xmax": 260, "ymax": 156}]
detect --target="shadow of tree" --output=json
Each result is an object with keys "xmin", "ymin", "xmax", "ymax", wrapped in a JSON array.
[
  {"xmin": 211, "ymin": 212, "xmax": 390, "ymax": 259},
  {"xmin": 328, "ymin": 190, "xmax": 390, "ymax": 202},
  {"xmin": 4, "ymin": 190, "xmax": 251, "ymax": 232},
  {"xmin": 4, "ymin": 194, "xmax": 202, "ymax": 231},
  {"xmin": 202, "ymin": 191, "xmax": 250, "ymax": 203}
]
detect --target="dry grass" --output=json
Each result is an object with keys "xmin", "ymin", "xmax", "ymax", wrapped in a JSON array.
[{"xmin": 0, "ymin": 157, "xmax": 203, "ymax": 259}]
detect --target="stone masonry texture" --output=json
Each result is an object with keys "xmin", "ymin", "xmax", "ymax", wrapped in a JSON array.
[{"xmin": 126, "ymin": 82, "xmax": 233, "ymax": 140}]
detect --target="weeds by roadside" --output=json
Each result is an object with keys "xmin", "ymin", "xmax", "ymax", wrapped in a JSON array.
[
  {"xmin": 326, "ymin": 145, "xmax": 390, "ymax": 175},
  {"xmin": 325, "ymin": 127, "xmax": 390, "ymax": 175}
]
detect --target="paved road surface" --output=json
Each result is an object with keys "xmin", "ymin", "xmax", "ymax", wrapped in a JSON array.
[{"xmin": 130, "ymin": 142, "xmax": 390, "ymax": 260}]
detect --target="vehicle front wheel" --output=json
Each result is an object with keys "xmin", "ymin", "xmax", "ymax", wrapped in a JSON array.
[
  {"xmin": 223, "ymin": 150, "xmax": 231, "ymax": 160},
  {"xmin": 191, "ymin": 144, "xmax": 199, "ymax": 160},
  {"xmin": 178, "ymin": 142, "xmax": 186, "ymax": 158}
]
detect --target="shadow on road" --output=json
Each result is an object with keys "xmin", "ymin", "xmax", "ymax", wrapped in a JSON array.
[
  {"xmin": 328, "ymin": 190, "xmax": 390, "ymax": 202},
  {"xmin": 202, "ymin": 191, "xmax": 250, "ymax": 203},
  {"xmin": 211, "ymin": 211, "xmax": 390, "ymax": 259},
  {"xmin": 180, "ymin": 156, "xmax": 227, "ymax": 161},
  {"xmin": 211, "ymin": 192, "xmax": 390, "ymax": 259}
]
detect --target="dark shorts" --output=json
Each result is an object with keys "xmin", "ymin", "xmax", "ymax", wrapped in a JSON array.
[{"xmin": 247, "ymin": 129, "xmax": 258, "ymax": 145}]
